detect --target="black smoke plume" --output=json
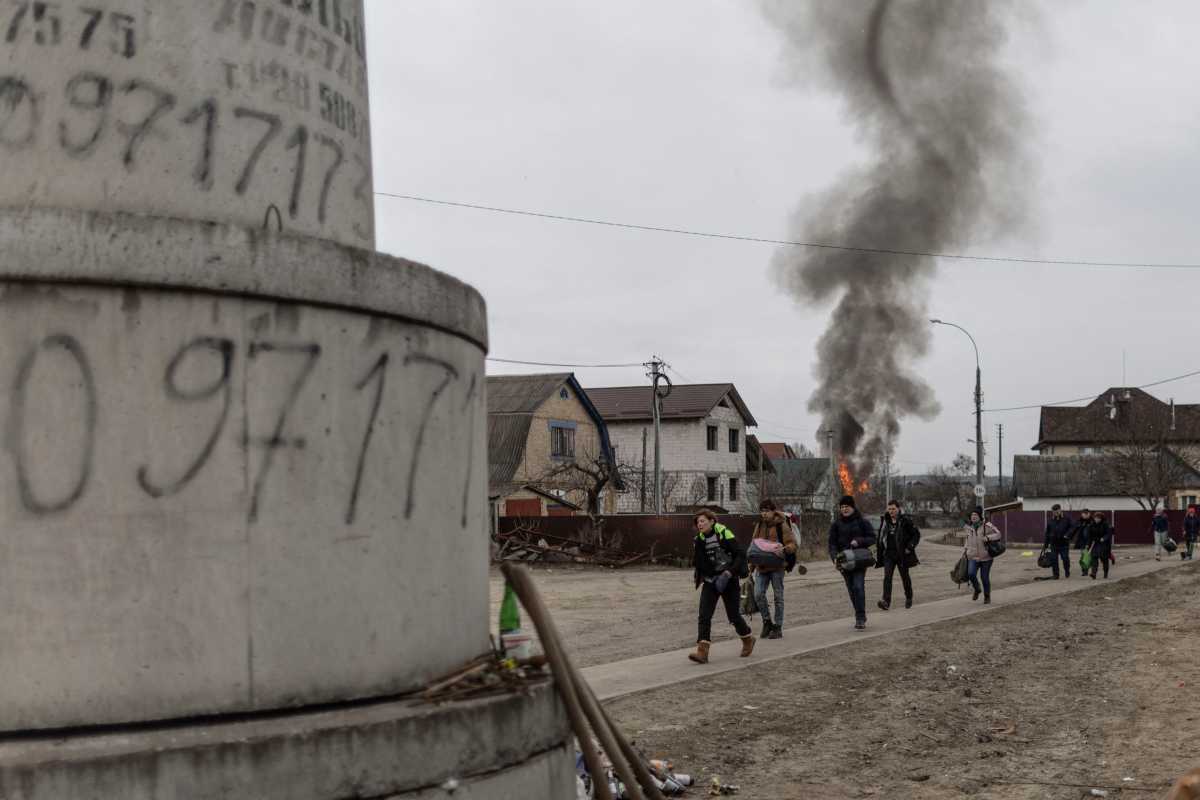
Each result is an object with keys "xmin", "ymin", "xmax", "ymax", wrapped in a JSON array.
[{"xmin": 759, "ymin": 0, "xmax": 1030, "ymax": 475}]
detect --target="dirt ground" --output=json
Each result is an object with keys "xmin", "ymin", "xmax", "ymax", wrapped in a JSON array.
[
  {"xmin": 489, "ymin": 538, "xmax": 1161, "ymax": 668},
  {"xmin": 602, "ymin": 561, "xmax": 1200, "ymax": 799}
]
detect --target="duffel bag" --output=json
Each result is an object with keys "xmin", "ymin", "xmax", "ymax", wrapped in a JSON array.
[
  {"xmin": 1037, "ymin": 549, "xmax": 1054, "ymax": 569},
  {"xmin": 836, "ymin": 548, "xmax": 875, "ymax": 572},
  {"xmin": 1163, "ymin": 537, "xmax": 1178, "ymax": 553},
  {"xmin": 748, "ymin": 538, "xmax": 786, "ymax": 567}
]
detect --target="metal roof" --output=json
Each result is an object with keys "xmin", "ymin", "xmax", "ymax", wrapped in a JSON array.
[
  {"xmin": 487, "ymin": 373, "xmax": 574, "ymax": 415},
  {"xmin": 585, "ymin": 383, "xmax": 757, "ymax": 426},
  {"xmin": 485, "ymin": 372, "xmax": 619, "ymax": 492},
  {"xmin": 1035, "ymin": 388, "xmax": 1200, "ymax": 450}
]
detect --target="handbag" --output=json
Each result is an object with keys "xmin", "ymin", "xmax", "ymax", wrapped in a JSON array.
[
  {"xmin": 836, "ymin": 548, "xmax": 875, "ymax": 572},
  {"xmin": 985, "ymin": 539, "xmax": 1006, "ymax": 558},
  {"xmin": 951, "ymin": 554, "xmax": 969, "ymax": 585},
  {"xmin": 1163, "ymin": 537, "xmax": 1178, "ymax": 553},
  {"xmin": 1037, "ymin": 548, "xmax": 1054, "ymax": 569},
  {"xmin": 748, "ymin": 538, "xmax": 786, "ymax": 567},
  {"xmin": 739, "ymin": 579, "xmax": 759, "ymax": 617}
]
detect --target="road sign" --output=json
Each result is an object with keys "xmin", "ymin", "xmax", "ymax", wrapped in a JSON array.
[{"xmin": 974, "ymin": 484, "xmax": 986, "ymax": 498}]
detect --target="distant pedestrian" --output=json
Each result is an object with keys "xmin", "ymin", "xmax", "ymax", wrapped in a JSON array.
[
  {"xmin": 751, "ymin": 499, "xmax": 797, "ymax": 639},
  {"xmin": 1087, "ymin": 510, "xmax": 1114, "ymax": 578},
  {"xmin": 1184, "ymin": 505, "xmax": 1199, "ymax": 561},
  {"xmin": 828, "ymin": 495, "xmax": 876, "ymax": 630},
  {"xmin": 962, "ymin": 507, "xmax": 1002, "ymax": 604},
  {"xmin": 689, "ymin": 508, "xmax": 755, "ymax": 664},
  {"xmin": 876, "ymin": 499, "xmax": 920, "ymax": 610},
  {"xmin": 1042, "ymin": 504, "xmax": 1074, "ymax": 579},
  {"xmin": 1151, "ymin": 507, "xmax": 1171, "ymax": 561},
  {"xmin": 1070, "ymin": 508, "xmax": 1092, "ymax": 553}
]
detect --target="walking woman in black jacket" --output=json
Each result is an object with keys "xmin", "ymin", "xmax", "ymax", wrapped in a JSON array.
[
  {"xmin": 688, "ymin": 508, "xmax": 755, "ymax": 664},
  {"xmin": 828, "ymin": 495, "xmax": 877, "ymax": 630}
]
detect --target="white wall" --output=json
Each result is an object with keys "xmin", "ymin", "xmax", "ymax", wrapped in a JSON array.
[
  {"xmin": 607, "ymin": 403, "xmax": 751, "ymax": 512},
  {"xmin": 1021, "ymin": 496, "xmax": 1145, "ymax": 511}
]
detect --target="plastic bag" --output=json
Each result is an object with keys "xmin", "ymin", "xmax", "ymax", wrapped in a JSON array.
[{"xmin": 739, "ymin": 579, "xmax": 759, "ymax": 617}]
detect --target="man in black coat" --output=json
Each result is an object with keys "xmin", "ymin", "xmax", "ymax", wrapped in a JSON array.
[
  {"xmin": 1043, "ymin": 504, "xmax": 1074, "ymax": 579},
  {"xmin": 828, "ymin": 495, "xmax": 877, "ymax": 630},
  {"xmin": 876, "ymin": 499, "xmax": 920, "ymax": 610}
]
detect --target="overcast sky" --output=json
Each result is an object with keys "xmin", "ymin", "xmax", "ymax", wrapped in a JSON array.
[{"xmin": 364, "ymin": 1, "xmax": 1200, "ymax": 479}]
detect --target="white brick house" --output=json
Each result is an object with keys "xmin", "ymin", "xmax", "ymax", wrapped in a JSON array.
[{"xmin": 586, "ymin": 384, "xmax": 757, "ymax": 513}]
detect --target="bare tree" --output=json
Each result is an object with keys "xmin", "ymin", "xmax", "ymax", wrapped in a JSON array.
[{"xmin": 531, "ymin": 445, "xmax": 636, "ymax": 544}]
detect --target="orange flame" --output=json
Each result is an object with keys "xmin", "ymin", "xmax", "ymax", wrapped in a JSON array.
[
  {"xmin": 838, "ymin": 462, "xmax": 854, "ymax": 496},
  {"xmin": 859, "ymin": 480, "xmax": 871, "ymax": 494}
]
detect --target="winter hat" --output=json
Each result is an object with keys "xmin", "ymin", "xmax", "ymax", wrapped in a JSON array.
[
  {"xmin": 1051, "ymin": 503, "xmax": 1062, "ymax": 511},
  {"xmin": 839, "ymin": 495, "xmax": 856, "ymax": 509},
  {"xmin": 972, "ymin": 505, "xmax": 984, "ymax": 518}
]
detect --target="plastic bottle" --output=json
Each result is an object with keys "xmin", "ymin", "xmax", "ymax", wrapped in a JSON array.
[{"xmin": 499, "ymin": 582, "xmax": 531, "ymax": 659}]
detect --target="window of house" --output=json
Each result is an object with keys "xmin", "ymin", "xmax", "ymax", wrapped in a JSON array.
[
  {"xmin": 729, "ymin": 477, "xmax": 739, "ymax": 502},
  {"xmin": 729, "ymin": 429, "xmax": 739, "ymax": 453},
  {"xmin": 1080, "ymin": 446, "xmax": 1094, "ymax": 455},
  {"xmin": 550, "ymin": 422, "xmax": 576, "ymax": 459},
  {"xmin": 1183, "ymin": 495, "xmax": 1198, "ymax": 509},
  {"xmin": 706, "ymin": 476, "xmax": 717, "ymax": 501},
  {"xmin": 706, "ymin": 425, "xmax": 718, "ymax": 451}
]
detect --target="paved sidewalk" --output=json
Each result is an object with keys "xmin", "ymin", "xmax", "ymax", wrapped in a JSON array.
[{"xmin": 583, "ymin": 555, "xmax": 1185, "ymax": 701}]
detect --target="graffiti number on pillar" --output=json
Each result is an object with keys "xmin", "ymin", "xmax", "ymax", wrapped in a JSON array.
[
  {"xmin": 345, "ymin": 352, "xmax": 388, "ymax": 525},
  {"xmin": 0, "ymin": 77, "xmax": 39, "ymax": 149},
  {"xmin": 137, "ymin": 337, "xmax": 235, "ymax": 499},
  {"xmin": 403, "ymin": 354, "xmax": 459, "ymax": 520},
  {"xmin": 118, "ymin": 79, "xmax": 177, "ymax": 167},
  {"xmin": 246, "ymin": 342, "xmax": 321, "ymax": 523},
  {"xmin": 233, "ymin": 107, "xmax": 281, "ymax": 195},
  {"xmin": 285, "ymin": 124, "xmax": 309, "ymax": 218},
  {"xmin": 460, "ymin": 374, "xmax": 478, "ymax": 528},
  {"xmin": 10, "ymin": 335, "xmax": 97, "ymax": 515},
  {"xmin": 60, "ymin": 71, "xmax": 112, "ymax": 158},
  {"xmin": 181, "ymin": 99, "xmax": 218, "ymax": 189}
]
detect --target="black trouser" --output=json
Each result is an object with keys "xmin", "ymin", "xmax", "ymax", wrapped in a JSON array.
[
  {"xmin": 881, "ymin": 558, "xmax": 912, "ymax": 606},
  {"xmin": 1051, "ymin": 542, "xmax": 1071, "ymax": 578},
  {"xmin": 1090, "ymin": 550, "xmax": 1110, "ymax": 578},
  {"xmin": 841, "ymin": 568, "xmax": 867, "ymax": 623},
  {"xmin": 697, "ymin": 578, "xmax": 752, "ymax": 642}
]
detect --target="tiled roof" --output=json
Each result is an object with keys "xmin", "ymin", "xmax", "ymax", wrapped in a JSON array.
[
  {"xmin": 1035, "ymin": 388, "xmax": 1200, "ymax": 449},
  {"xmin": 585, "ymin": 383, "xmax": 757, "ymax": 426},
  {"xmin": 760, "ymin": 442, "xmax": 796, "ymax": 460}
]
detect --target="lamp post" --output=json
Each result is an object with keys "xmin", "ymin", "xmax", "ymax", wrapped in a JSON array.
[{"xmin": 931, "ymin": 319, "xmax": 985, "ymax": 514}]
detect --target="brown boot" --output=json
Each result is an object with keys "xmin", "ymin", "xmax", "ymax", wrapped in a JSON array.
[
  {"xmin": 688, "ymin": 640, "xmax": 711, "ymax": 664},
  {"xmin": 740, "ymin": 634, "xmax": 756, "ymax": 658}
]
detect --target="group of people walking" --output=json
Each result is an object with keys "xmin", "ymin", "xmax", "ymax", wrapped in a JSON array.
[
  {"xmin": 1042, "ymin": 505, "xmax": 1114, "ymax": 579},
  {"xmin": 687, "ymin": 494, "xmax": 925, "ymax": 663},
  {"xmin": 1151, "ymin": 506, "xmax": 1198, "ymax": 561}
]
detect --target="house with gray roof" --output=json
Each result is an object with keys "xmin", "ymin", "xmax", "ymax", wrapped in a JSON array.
[
  {"xmin": 487, "ymin": 373, "xmax": 616, "ymax": 517},
  {"xmin": 586, "ymin": 383, "xmax": 758, "ymax": 513}
]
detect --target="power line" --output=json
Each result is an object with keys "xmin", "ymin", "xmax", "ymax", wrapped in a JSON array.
[
  {"xmin": 487, "ymin": 357, "xmax": 643, "ymax": 368},
  {"xmin": 984, "ymin": 366, "xmax": 1200, "ymax": 413},
  {"xmin": 376, "ymin": 191, "xmax": 1200, "ymax": 271}
]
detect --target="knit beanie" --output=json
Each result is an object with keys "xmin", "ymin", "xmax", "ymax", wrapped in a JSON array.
[{"xmin": 839, "ymin": 495, "xmax": 856, "ymax": 509}]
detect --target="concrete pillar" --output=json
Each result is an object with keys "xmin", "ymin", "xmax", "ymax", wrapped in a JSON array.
[{"xmin": 0, "ymin": 3, "xmax": 571, "ymax": 797}]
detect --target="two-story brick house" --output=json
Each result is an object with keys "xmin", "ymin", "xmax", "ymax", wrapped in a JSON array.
[
  {"xmin": 586, "ymin": 383, "xmax": 757, "ymax": 513},
  {"xmin": 487, "ymin": 373, "xmax": 616, "ymax": 517}
]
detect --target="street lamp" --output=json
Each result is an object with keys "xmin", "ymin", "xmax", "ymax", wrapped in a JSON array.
[{"xmin": 931, "ymin": 319, "xmax": 985, "ymax": 514}]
